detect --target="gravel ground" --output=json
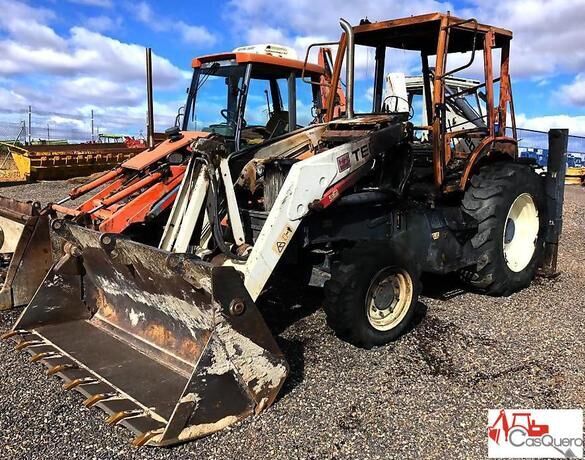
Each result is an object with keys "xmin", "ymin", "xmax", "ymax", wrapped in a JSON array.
[{"xmin": 0, "ymin": 181, "xmax": 583, "ymax": 460}]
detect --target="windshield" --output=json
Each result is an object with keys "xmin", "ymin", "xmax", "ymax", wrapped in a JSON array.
[
  {"xmin": 185, "ymin": 62, "xmax": 247, "ymax": 137},
  {"xmin": 183, "ymin": 59, "xmax": 321, "ymax": 151}
]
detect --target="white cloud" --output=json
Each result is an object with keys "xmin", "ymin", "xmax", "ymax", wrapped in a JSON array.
[
  {"xmin": 516, "ymin": 113, "xmax": 585, "ymax": 136},
  {"xmin": 460, "ymin": 0, "xmax": 585, "ymax": 78},
  {"xmin": 557, "ymin": 74, "xmax": 585, "ymax": 107},
  {"xmin": 177, "ymin": 23, "xmax": 217, "ymax": 45},
  {"xmin": 0, "ymin": 0, "xmax": 191, "ymax": 136},
  {"xmin": 134, "ymin": 1, "xmax": 217, "ymax": 46},
  {"xmin": 0, "ymin": 26, "xmax": 187, "ymax": 87},
  {"xmin": 135, "ymin": 1, "xmax": 156, "ymax": 26},
  {"xmin": 227, "ymin": 0, "xmax": 585, "ymax": 80},
  {"xmin": 68, "ymin": 0, "xmax": 113, "ymax": 7},
  {"xmin": 84, "ymin": 15, "xmax": 122, "ymax": 32}
]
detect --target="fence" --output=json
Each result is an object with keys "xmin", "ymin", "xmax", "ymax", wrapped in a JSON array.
[
  {"xmin": 513, "ymin": 127, "xmax": 585, "ymax": 168},
  {"xmin": 0, "ymin": 120, "xmax": 94, "ymax": 145},
  {"xmin": 0, "ymin": 107, "xmax": 145, "ymax": 145}
]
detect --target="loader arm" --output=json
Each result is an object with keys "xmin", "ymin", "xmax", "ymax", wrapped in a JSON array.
[{"xmin": 237, "ymin": 136, "xmax": 373, "ymax": 299}]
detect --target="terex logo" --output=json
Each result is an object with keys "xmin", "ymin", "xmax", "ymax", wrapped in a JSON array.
[{"xmin": 488, "ymin": 409, "xmax": 583, "ymax": 458}]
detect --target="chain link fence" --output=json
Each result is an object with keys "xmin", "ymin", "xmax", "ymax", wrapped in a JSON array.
[
  {"xmin": 0, "ymin": 108, "xmax": 145, "ymax": 146},
  {"xmin": 0, "ymin": 120, "xmax": 93, "ymax": 144},
  {"xmin": 514, "ymin": 127, "xmax": 585, "ymax": 168}
]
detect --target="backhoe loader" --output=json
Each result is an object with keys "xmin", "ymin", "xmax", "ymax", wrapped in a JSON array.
[
  {"xmin": 0, "ymin": 44, "xmax": 331, "ymax": 310},
  {"xmin": 3, "ymin": 13, "xmax": 567, "ymax": 447}
]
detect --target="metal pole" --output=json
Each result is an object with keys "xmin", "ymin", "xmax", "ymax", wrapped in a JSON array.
[
  {"xmin": 146, "ymin": 48, "xmax": 155, "ymax": 150},
  {"xmin": 287, "ymin": 72, "xmax": 296, "ymax": 132},
  {"xmin": 47, "ymin": 124, "xmax": 50, "ymax": 143},
  {"xmin": 539, "ymin": 128, "xmax": 568, "ymax": 277},
  {"xmin": 28, "ymin": 105, "xmax": 32, "ymax": 144},
  {"xmin": 339, "ymin": 19, "xmax": 354, "ymax": 119},
  {"xmin": 91, "ymin": 109, "xmax": 94, "ymax": 142}
]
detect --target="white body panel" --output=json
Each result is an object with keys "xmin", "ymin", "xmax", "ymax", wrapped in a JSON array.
[
  {"xmin": 385, "ymin": 73, "xmax": 409, "ymax": 113},
  {"xmin": 162, "ymin": 133, "xmax": 373, "ymax": 302},
  {"xmin": 240, "ymin": 137, "xmax": 372, "ymax": 300}
]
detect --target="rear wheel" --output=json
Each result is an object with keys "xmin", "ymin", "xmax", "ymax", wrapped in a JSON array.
[
  {"xmin": 323, "ymin": 244, "xmax": 420, "ymax": 348},
  {"xmin": 460, "ymin": 162, "xmax": 545, "ymax": 295}
]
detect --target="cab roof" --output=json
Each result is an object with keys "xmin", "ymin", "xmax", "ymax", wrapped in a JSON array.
[
  {"xmin": 352, "ymin": 12, "xmax": 513, "ymax": 54},
  {"xmin": 192, "ymin": 52, "xmax": 325, "ymax": 78}
]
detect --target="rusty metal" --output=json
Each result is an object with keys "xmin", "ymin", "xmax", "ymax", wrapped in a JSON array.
[
  {"xmin": 68, "ymin": 167, "xmax": 125, "ymax": 199},
  {"xmin": 6, "ymin": 220, "xmax": 287, "ymax": 447},
  {"xmin": 14, "ymin": 340, "xmax": 43, "ymax": 351},
  {"xmin": 83, "ymin": 393, "xmax": 118, "ymax": 408},
  {"xmin": 0, "ymin": 135, "xmax": 197, "ymax": 311},
  {"xmin": 324, "ymin": 12, "xmax": 518, "ymax": 192},
  {"xmin": 10, "ymin": 143, "xmax": 144, "ymax": 182},
  {"xmin": 63, "ymin": 377, "xmax": 98, "ymax": 391},
  {"xmin": 0, "ymin": 198, "xmax": 52, "ymax": 311},
  {"xmin": 106, "ymin": 410, "xmax": 144, "ymax": 426},
  {"xmin": 47, "ymin": 363, "xmax": 78, "ymax": 376},
  {"xmin": 132, "ymin": 431, "xmax": 162, "ymax": 448},
  {"xmin": 1, "ymin": 330, "xmax": 22, "ymax": 340},
  {"xmin": 30, "ymin": 351, "xmax": 59, "ymax": 362}
]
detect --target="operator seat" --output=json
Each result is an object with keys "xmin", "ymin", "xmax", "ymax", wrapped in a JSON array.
[{"xmin": 265, "ymin": 111, "xmax": 289, "ymax": 138}]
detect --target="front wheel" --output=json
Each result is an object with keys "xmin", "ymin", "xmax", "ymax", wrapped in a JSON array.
[{"xmin": 323, "ymin": 244, "xmax": 421, "ymax": 348}]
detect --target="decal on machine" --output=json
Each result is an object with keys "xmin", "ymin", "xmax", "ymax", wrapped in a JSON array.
[
  {"xmin": 337, "ymin": 153, "xmax": 350, "ymax": 172},
  {"xmin": 273, "ymin": 225, "xmax": 294, "ymax": 254},
  {"xmin": 336, "ymin": 142, "xmax": 370, "ymax": 173}
]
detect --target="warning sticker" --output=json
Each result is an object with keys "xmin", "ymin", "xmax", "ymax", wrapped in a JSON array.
[{"xmin": 273, "ymin": 225, "xmax": 294, "ymax": 254}]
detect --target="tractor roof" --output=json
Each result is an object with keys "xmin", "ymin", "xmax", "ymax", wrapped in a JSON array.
[
  {"xmin": 192, "ymin": 52, "xmax": 325, "ymax": 79},
  {"xmin": 352, "ymin": 12, "xmax": 513, "ymax": 54}
]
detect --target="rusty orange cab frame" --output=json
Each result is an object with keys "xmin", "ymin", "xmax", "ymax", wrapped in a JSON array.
[{"xmin": 324, "ymin": 12, "xmax": 517, "ymax": 193}]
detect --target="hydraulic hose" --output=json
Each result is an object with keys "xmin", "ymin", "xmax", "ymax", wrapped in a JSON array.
[{"xmin": 204, "ymin": 157, "xmax": 248, "ymax": 262}]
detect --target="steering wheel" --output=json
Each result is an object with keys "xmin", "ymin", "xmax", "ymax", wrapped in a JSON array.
[
  {"xmin": 220, "ymin": 109, "xmax": 247, "ymax": 128},
  {"xmin": 382, "ymin": 95, "xmax": 414, "ymax": 121}
]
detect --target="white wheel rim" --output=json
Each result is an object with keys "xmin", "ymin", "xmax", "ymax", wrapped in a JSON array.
[
  {"xmin": 503, "ymin": 193, "xmax": 539, "ymax": 273},
  {"xmin": 365, "ymin": 268, "xmax": 413, "ymax": 331}
]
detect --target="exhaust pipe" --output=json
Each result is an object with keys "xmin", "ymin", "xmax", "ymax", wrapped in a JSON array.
[
  {"xmin": 339, "ymin": 19, "xmax": 355, "ymax": 119},
  {"xmin": 146, "ymin": 48, "xmax": 155, "ymax": 150}
]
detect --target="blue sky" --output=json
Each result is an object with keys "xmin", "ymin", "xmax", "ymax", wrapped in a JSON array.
[{"xmin": 0, "ymin": 0, "xmax": 584, "ymax": 140}]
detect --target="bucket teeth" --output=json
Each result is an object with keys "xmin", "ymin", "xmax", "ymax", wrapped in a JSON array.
[
  {"xmin": 63, "ymin": 377, "xmax": 98, "ymax": 391},
  {"xmin": 1, "ymin": 330, "xmax": 27, "ymax": 340},
  {"xmin": 14, "ymin": 340, "xmax": 43, "ymax": 351},
  {"xmin": 106, "ymin": 410, "xmax": 144, "ymax": 426},
  {"xmin": 47, "ymin": 363, "xmax": 77, "ymax": 376},
  {"xmin": 131, "ymin": 430, "xmax": 162, "ymax": 448},
  {"xmin": 30, "ymin": 351, "xmax": 60, "ymax": 362},
  {"xmin": 83, "ymin": 392, "xmax": 118, "ymax": 408}
]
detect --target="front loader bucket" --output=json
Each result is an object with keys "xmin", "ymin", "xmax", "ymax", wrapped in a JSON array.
[
  {"xmin": 0, "ymin": 197, "xmax": 51, "ymax": 310},
  {"xmin": 3, "ymin": 221, "xmax": 288, "ymax": 446}
]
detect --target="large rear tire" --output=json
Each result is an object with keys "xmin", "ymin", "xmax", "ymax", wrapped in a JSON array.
[
  {"xmin": 460, "ymin": 162, "xmax": 545, "ymax": 296},
  {"xmin": 323, "ymin": 244, "xmax": 421, "ymax": 349}
]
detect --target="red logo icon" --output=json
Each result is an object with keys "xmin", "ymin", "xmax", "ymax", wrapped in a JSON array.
[
  {"xmin": 488, "ymin": 409, "xmax": 550, "ymax": 444},
  {"xmin": 337, "ymin": 153, "xmax": 350, "ymax": 172}
]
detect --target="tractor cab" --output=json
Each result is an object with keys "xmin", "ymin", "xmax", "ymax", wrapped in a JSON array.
[
  {"xmin": 319, "ymin": 13, "xmax": 517, "ymax": 193},
  {"xmin": 182, "ymin": 45, "xmax": 326, "ymax": 153}
]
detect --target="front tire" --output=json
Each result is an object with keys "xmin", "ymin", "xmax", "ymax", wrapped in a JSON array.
[
  {"xmin": 323, "ymin": 244, "xmax": 421, "ymax": 348},
  {"xmin": 460, "ymin": 162, "xmax": 545, "ymax": 296}
]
